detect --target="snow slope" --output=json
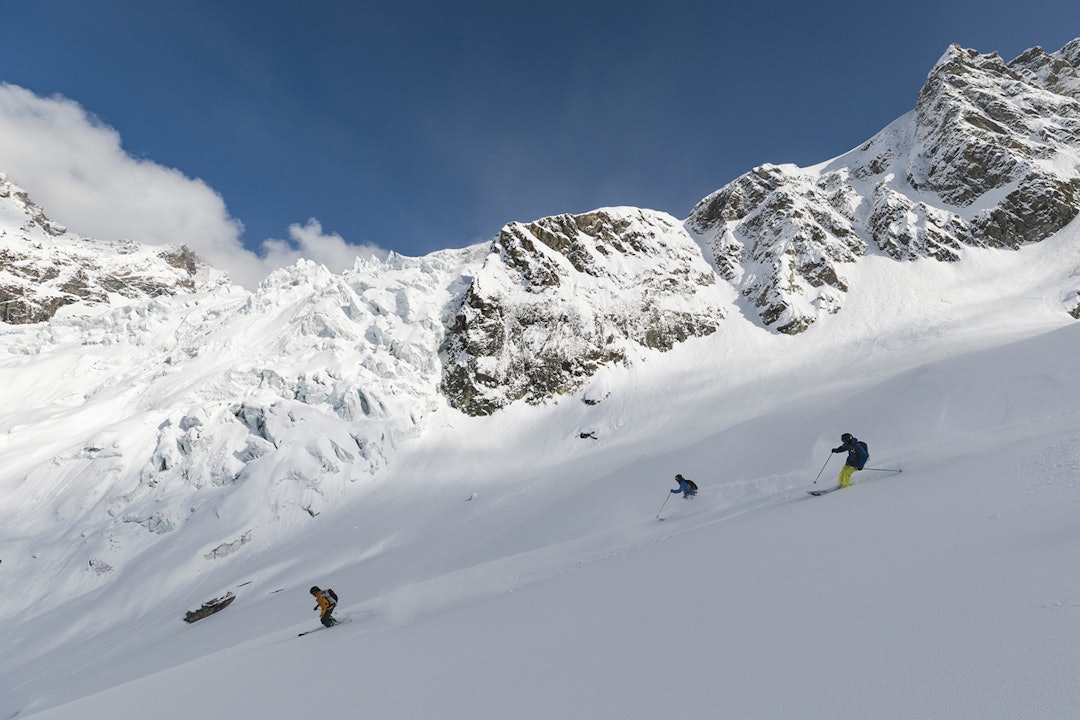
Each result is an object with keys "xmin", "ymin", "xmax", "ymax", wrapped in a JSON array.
[{"xmin": 2, "ymin": 221, "xmax": 1079, "ymax": 718}]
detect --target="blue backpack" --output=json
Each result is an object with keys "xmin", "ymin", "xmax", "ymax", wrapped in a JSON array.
[{"xmin": 854, "ymin": 440, "xmax": 869, "ymax": 469}]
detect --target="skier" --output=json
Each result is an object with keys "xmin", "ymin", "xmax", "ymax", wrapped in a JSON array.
[
  {"xmin": 832, "ymin": 433, "xmax": 869, "ymax": 489},
  {"xmin": 671, "ymin": 473, "xmax": 698, "ymax": 498},
  {"xmin": 309, "ymin": 586, "xmax": 338, "ymax": 628}
]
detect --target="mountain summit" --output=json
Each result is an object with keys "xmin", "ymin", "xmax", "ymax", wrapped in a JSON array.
[
  {"xmin": 0, "ymin": 173, "xmax": 223, "ymax": 324},
  {"xmin": 441, "ymin": 208, "xmax": 726, "ymax": 415},
  {"xmin": 688, "ymin": 38, "xmax": 1080, "ymax": 333}
]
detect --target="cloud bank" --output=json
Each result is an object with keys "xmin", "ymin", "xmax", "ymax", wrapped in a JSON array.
[
  {"xmin": 259, "ymin": 219, "xmax": 387, "ymax": 278},
  {"xmin": 0, "ymin": 84, "xmax": 386, "ymax": 288}
]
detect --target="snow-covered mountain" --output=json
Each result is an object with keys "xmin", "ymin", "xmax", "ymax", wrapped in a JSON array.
[
  {"xmin": 2, "ymin": 39, "xmax": 1080, "ymax": 719},
  {"xmin": 689, "ymin": 38, "xmax": 1080, "ymax": 332},
  {"xmin": 0, "ymin": 174, "xmax": 224, "ymax": 324},
  {"xmin": 442, "ymin": 208, "xmax": 727, "ymax": 415}
]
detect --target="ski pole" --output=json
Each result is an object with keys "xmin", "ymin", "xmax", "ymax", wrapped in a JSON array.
[
  {"xmin": 812, "ymin": 453, "xmax": 832, "ymax": 484},
  {"xmin": 656, "ymin": 492, "xmax": 672, "ymax": 520}
]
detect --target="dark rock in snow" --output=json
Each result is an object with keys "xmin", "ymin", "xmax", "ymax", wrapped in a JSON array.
[{"xmin": 183, "ymin": 593, "xmax": 236, "ymax": 623}]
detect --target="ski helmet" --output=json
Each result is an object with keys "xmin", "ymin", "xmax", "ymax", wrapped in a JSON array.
[
  {"xmin": 841, "ymin": 433, "xmax": 853, "ymax": 443},
  {"xmin": 675, "ymin": 474, "xmax": 683, "ymax": 481},
  {"xmin": 309, "ymin": 586, "xmax": 321, "ymax": 595}
]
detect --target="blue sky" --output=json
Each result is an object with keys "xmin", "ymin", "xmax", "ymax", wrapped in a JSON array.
[{"xmin": 1, "ymin": 1, "xmax": 1079, "ymax": 286}]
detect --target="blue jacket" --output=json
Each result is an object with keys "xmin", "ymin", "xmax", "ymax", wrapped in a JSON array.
[
  {"xmin": 833, "ymin": 437, "xmax": 869, "ymax": 470},
  {"xmin": 672, "ymin": 477, "xmax": 697, "ymax": 496}
]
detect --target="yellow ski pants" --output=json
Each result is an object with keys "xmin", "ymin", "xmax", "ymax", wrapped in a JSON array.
[{"xmin": 838, "ymin": 464, "xmax": 857, "ymax": 488}]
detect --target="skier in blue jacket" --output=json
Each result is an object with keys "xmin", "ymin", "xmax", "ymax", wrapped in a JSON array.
[
  {"xmin": 832, "ymin": 433, "xmax": 869, "ymax": 488},
  {"xmin": 671, "ymin": 474, "xmax": 698, "ymax": 498}
]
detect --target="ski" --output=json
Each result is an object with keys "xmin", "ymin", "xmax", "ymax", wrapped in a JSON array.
[
  {"xmin": 807, "ymin": 485, "xmax": 842, "ymax": 496},
  {"xmin": 298, "ymin": 617, "xmax": 349, "ymax": 636}
]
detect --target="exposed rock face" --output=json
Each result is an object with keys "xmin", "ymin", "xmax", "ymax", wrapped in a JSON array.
[
  {"xmin": 441, "ymin": 208, "xmax": 725, "ymax": 415},
  {"xmin": 0, "ymin": 174, "xmax": 217, "ymax": 324},
  {"xmin": 687, "ymin": 164, "xmax": 866, "ymax": 334},
  {"xmin": 911, "ymin": 44, "xmax": 1080, "ymax": 249},
  {"xmin": 689, "ymin": 38, "xmax": 1080, "ymax": 334}
]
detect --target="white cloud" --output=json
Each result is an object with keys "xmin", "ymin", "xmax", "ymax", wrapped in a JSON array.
[
  {"xmin": 0, "ymin": 84, "xmax": 385, "ymax": 289},
  {"xmin": 261, "ymin": 219, "xmax": 388, "ymax": 277}
]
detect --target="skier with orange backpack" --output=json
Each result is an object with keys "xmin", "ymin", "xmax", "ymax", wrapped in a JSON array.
[{"xmin": 309, "ymin": 586, "xmax": 339, "ymax": 628}]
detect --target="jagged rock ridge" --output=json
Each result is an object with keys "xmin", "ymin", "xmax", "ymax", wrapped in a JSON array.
[
  {"xmin": 0, "ymin": 173, "xmax": 219, "ymax": 324},
  {"xmin": 440, "ymin": 208, "xmax": 726, "ymax": 415},
  {"xmin": 689, "ymin": 37, "xmax": 1080, "ymax": 333}
]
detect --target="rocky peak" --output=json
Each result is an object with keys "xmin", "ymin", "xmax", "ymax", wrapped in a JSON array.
[
  {"xmin": 1008, "ymin": 44, "xmax": 1080, "ymax": 99},
  {"xmin": 1055, "ymin": 37, "xmax": 1080, "ymax": 70},
  {"xmin": 910, "ymin": 43, "xmax": 1080, "ymax": 208},
  {"xmin": 441, "ymin": 208, "xmax": 726, "ymax": 415},
  {"xmin": 0, "ymin": 174, "xmax": 221, "ymax": 324},
  {"xmin": 0, "ymin": 172, "xmax": 68, "ymax": 237},
  {"xmin": 688, "ymin": 164, "xmax": 866, "ymax": 334},
  {"xmin": 689, "ymin": 38, "xmax": 1080, "ymax": 334}
]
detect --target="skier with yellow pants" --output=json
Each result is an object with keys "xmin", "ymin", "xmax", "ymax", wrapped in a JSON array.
[{"xmin": 832, "ymin": 433, "xmax": 869, "ymax": 488}]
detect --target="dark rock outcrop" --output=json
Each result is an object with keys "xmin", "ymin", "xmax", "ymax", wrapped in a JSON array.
[
  {"xmin": 0, "ymin": 174, "xmax": 213, "ymax": 324},
  {"xmin": 441, "ymin": 208, "xmax": 725, "ymax": 415}
]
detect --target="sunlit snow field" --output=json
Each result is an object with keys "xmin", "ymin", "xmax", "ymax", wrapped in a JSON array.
[{"xmin": 2, "ymin": 226, "xmax": 1080, "ymax": 719}]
